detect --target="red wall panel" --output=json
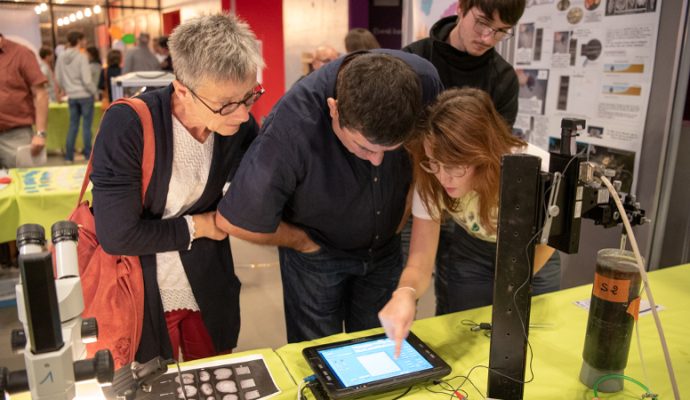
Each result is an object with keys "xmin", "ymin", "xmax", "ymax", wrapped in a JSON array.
[
  {"xmin": 224, "ymin": 0, "xmax": 285, "ymax": 124},
  {"xmin": 162, "ymin": 10, "xmax": 181, "ymax": 36}
]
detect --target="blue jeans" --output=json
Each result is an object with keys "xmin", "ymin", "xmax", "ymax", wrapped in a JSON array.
[
  {"xmin": 435, "ymin": 221, "xmax": 561, "ymax": 315},
  {"xmin": 66, "ymin": 97, "xmax": 94, "ymax": 161},
  {"xmin": 279, "ymin": 241, "xmax": 403, "ymax": 343}
]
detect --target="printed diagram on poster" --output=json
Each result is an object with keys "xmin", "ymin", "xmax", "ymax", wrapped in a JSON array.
[
  {"xmin": 510, "ymin": 0, "xmax": 661, "ymax": 191},
  {"xmin": 140, "ymin": 355, "xmax": 281, "ymax": 399},
  {"xmin": 605, "ymin": 0, "xmax": 657, "ymax": 16}
]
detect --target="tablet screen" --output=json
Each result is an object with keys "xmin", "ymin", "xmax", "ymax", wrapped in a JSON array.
[{"xmin": 316, "ymin": 337, "xmax": 433, "ymax": 388}]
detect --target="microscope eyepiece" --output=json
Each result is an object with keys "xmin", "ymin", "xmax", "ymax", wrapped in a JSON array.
[
  {"xmin": 16, "ymin": 224, "xmax": 46, "ymax": 249},
  {"xmin": 51, "ymin": 221, "xmax": 79, "ymax": 243}
]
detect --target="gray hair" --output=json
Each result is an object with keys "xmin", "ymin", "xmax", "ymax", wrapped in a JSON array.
[{"xmin": 169, "ymin": 13, "xmax": 264, "ymax": 89}]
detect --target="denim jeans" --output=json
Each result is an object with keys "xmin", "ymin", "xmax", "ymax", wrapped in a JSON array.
[
  {"xmin": 435, "ymin": 221, "xmax": 561, "ymax": 315},
  {"xmin": 66, "ymin": 97, "xmax": 94, "ymax": 161},
  {"xmin": 279, "ymin": 241, "xmax": 403, "ymax": 343}
]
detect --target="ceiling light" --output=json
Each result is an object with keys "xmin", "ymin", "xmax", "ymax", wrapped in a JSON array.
[
  {"xmin": 34, "ymin": 5, "xmax": 41, "ymax": 14},
  {"xmin": 69, "ymin": 14, "xmax": 76, "ymax": 22},
  {"xmin": 57, "ymin": 18, "xmax": 64, "ymax": 26},
  {"xmin": 93, "ymin": 5, "xmax": 102, "ymax": 14},
  {"xmin": 84, "ymin": 8, "xmax": 92, "ymax": 17},
  {"xmin": 40, "ymin": 3, "xmax": 48, "ymax": 11},
  {"xmin": 76, "ymin": 10, "xmax": 83, "ymax": 19}
]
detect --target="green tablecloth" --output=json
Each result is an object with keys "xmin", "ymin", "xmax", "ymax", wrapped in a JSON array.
[
  {"xmin": 0, "ymin": 165, "xmax": 91, "ymax": 242},
  {"xmin": 46, "ymin": 102, "xmax": 104, "ymax": 154},
  {"xmin": 276, "ymin": 265, "xmax": 690, "ymax": 399}
]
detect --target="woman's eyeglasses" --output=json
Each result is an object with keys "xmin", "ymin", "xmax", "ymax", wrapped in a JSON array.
[
  {"xmin": 419, "ymin": 159, "xmax": 468, "ymax": 178},
  {"xmin": 189, "ymin": 83, "xmax": 265, "ymax": 116}
]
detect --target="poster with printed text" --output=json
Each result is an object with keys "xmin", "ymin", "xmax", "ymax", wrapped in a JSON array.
[{"xmin": 514, "ymin": 0, "xmax": 662, "ymax": 192}]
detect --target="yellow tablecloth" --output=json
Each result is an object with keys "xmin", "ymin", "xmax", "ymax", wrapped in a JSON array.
[
  {"xmin": 46, "ymin": 102, "xmax": 104, "ymax": 154},
  {"xmin": 276, "ymin": 264, "xmax": 690, "ymax": 399},
  {"xmin": 0, "ymin": 165, "xmax": 90, "ymax": 242},
  {"xmin": 0, "ymin": 174, "xmax": 19, "ymax": 243}
]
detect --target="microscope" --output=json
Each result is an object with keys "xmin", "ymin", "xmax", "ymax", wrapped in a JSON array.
[
  {"xmin": 0, "ymin": 222, "xmax": 114, "ymax": 399},
  {"xmin": 486, "ymin": 119, "xmax": 647, "ymax": 399}
]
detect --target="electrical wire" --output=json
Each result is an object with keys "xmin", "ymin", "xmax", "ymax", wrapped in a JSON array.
[
  {"xmin": 297, "ymin": 375, "xmax": 317, "ymax": 400},
  {"xmin": 634, "ymin": 286, "xmax": 651, "ymax": 387},
  {"xmin": 600, "ymin": 176, "xmax": 680, "ymax": 399},
  {"xmin": 390, "ymin": 386, "xmax": 413, "ymax": 399},
  {"xmin": 297, "ymin": 381, "xmax": 308, "ymax": 400},
  {"xmin": 173, "ymin": 358, "xmax": 189, "ymax": 400},
  {"xmin": 592, "ymin": 373, "xmax": 656, "ymax": 398}
]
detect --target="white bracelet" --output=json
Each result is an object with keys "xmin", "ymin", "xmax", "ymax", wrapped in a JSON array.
[{"xmin": 394, "ymin": 286, "xmax": 417, "ymax": 297}]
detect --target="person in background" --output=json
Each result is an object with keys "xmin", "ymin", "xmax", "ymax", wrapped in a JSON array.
[
  {"xmin": 378, "ymin": 88, "xmax": 560, "ymax": 356},
  {"xmin": 216, "ymin": 50, "xmax": 442, "ymax": 343},
  {"xmin": 123, "ymin": 33, "xmax": 161, "ymax": 73},
  {"xmin": 86, "ymin": 46, "xmax": 102, "ymax": 99},
  {"xmin": 310, "ymin": 45, "xmax": 339, "ymax": 72},
  {"xmin": 91, "ymin": 13, "xmax": 263, "ymax": 363},
  {"xmin": 0, "ymin": 33, "xmax": 48, "ymax": 168},
  {"xmin": 98, "ymin": 49, "xmax": 123, "ymax": 105},
  {"xmin": 345, "ymin": 28, "xmax": 381, "ymax": 53},
  {"xmin": 152, "ymin": 36, "xmax": 167, "ymax": 64},
  {"xmin": 55, "ymin": 31, "xmax": 97, "ymax": 162},
  {"xmin": 38, "ymin": 47, "xmax": 61, "ymax": 102},
  {"xmin": 157, "ymin": 36, "xmax": 173, "ymax": 72},
  {"xmin": 292, "ymin": 45, "xmax": 339, "ymax": 87},
  {"xmin": 403, "ymin": 0, "xmax": 524, "ymax": 126}
]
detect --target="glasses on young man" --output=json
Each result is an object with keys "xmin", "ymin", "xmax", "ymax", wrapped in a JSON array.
[
  {"xmin": 471, "ymin": 9, "xmax": 514, "ymax": 41},
  {"xmin": 189, "ymin": 83, "xmax": 265, "ymax": 116},
  {"xmin": 419, "ymin": 159, "xmax": 468, "ymax": 178}
]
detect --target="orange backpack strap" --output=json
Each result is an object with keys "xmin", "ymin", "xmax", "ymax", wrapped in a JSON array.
[{"xmin": 78, "ymin": 97, "xmax": 156, "ymax": 206}]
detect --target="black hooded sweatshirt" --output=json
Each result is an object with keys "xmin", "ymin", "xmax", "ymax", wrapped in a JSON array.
[{"xmin": 403, "ymin": 16, "xmax": 519, "ymax": 127}]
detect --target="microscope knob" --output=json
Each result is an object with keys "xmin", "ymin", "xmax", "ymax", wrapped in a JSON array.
[
  {"xmin": 81, "ymin": 318, "xmax": 99, "ymax": 343},
  {"xmin": 10, "ymin": 329, "xmax": 26, "ymax": 354},
  {"xmin": 94, "ymin": 349, "xmax": 115, "ymax": 384},
  {"xmin": 73, "ymin": 349, "xmax": 114, "ymax": 384}
]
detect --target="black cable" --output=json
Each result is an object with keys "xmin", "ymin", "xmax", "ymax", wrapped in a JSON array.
[
  {"xmin": 390, "ymin": 385, "xmax": 413, "ymax": 399},
  {"xmin": 300, "ymin": 382, "xmax": 309, "ymax": 400}
]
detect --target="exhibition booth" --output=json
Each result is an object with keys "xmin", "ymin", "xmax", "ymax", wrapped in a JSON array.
[{"xmin": 1, "ymin": 0, "xmax": 689, "ymax": 399}]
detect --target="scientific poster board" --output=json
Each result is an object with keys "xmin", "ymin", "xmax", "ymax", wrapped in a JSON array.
[
  {"xmin": 403, "ymin": 0, "xmax": 662, "ymax": 192},
  {"xmin": 513, "ymin": 0, "xmax": 661, "ymax": 192}
]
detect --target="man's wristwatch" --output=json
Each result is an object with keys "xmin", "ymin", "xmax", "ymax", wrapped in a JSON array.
[{"xmin": 34, "ymin": 131, "xmax": 47, "ymax": 138}]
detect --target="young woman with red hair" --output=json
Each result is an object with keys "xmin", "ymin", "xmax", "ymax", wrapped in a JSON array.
[{"xmin": 379, "ymin": 87, "xmax": 560, "ymax": 355}]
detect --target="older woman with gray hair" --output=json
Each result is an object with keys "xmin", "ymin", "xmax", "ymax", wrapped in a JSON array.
[{"xmin": 90, "ymin": 13, "xmax": 265, "ymax": 363}]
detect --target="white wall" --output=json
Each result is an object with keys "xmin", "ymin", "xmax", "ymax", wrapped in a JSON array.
[
  {"xmin": 161, "ymin": 0, "xmax": 222, "ymax": 23},
  {"xmin": 0, "ymin": 6, "xmax": 42, "ymax": 54},
  {"xmin": 283, "ymin": 0, "xmax": 348, "ymax": 88}
]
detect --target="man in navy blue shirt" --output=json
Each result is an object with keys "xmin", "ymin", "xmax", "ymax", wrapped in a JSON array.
[{"xmin": 217, "ymin": 50, "xmax": 442, "ymax": 343}]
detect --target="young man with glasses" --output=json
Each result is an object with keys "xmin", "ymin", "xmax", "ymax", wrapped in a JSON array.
[
  {"xmin": 404, "ymin": 0, "xmax": 524, "ymax": 126},
  {"xmin": 216, "ymin": 51, "xmax": 443, "ymax": 343},
  {"xmin": 90, "ymin": 13, "xmax": 263, "ymax": 363}
]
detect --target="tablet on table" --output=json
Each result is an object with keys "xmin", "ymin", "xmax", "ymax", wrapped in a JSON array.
[{"xmin": 302, "ymin": 331, "xmax": 451, "ymax": 399}]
